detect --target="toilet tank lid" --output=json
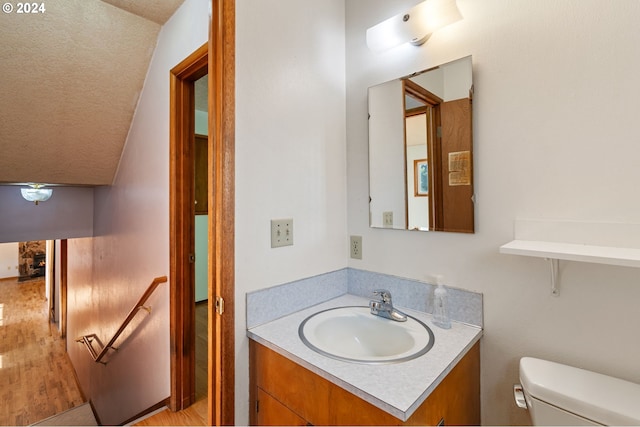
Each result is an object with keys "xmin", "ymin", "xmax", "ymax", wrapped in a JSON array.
[{"xmin": 520, "ymin": 357, "xmax": 640, "ymax": 426}]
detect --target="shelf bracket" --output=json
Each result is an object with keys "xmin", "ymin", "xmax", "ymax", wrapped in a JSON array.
[{"xmin": 546, "ymin": 258, "xmax": 560, "ymax": 296}]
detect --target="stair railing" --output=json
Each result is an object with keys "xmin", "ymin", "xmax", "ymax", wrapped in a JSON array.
[{"xmin": 76, "ymin": 275, "xmax": 168, "ymax": 365}]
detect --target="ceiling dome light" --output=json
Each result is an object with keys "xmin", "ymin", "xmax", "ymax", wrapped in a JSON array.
[{"xmin": 21, "ymin": 184, "xmax": 53, "ymax": 205}]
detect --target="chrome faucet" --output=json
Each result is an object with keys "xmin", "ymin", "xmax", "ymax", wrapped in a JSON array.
[{"xmin": 369, "ymin": 289, "xmax": 407, "ymax": 322}]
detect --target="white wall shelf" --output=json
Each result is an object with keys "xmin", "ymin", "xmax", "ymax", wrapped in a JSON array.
[
  {"xmin": 499, "ymin": 240, "xmax": 640, "ymax": 269},
  {"xmin": 500, "ymin": 219, "xmax": 640, "ymax": 295}
]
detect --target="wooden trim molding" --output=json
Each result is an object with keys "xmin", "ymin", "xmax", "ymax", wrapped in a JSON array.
[
  {"xmin": 60, "ymin": 239, "xmax": 67, "ymax": 339},
  {"xmin": 208, "ymin": 0, "xmax": 235, "ymax": 425},
  {"xmin": 170, "ymin": 43, "xmax": 208, "ymax": 412}
]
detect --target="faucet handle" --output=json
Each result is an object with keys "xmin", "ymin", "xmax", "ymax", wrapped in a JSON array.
[{"xmin": 372, "ymin": 289, "xmax": 392, "ymax": 303}]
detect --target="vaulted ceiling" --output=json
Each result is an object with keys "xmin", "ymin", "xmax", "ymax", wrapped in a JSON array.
[{"xmin": 0, "ymin": 0, "xmax": 185, "ymax": 186}]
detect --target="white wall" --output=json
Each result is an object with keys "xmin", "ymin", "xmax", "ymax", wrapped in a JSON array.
[
  {"xmin": 346, "ymin": 0, "xmax": 640, "ymax": 425},
  {"xmin": 195, "ymin": 108, "xmax": 208, "ymax": 302},
  {"xmin": 0, "ymin": 185, "xmax": 93, "ymax": 243},
  {"xmin": 406, "ymin": 117, "xmax": 429, "ymax": 230},
  {"xmin": 235, "ymin": 0, "xmax": 347, "ymax": 423},
  {"xmin": 65, "ymin": 0, "xmax": 209, "ymax": 424},
  {"xmin": 195, "ymin": 109, "xmax": 208, "ymax": 135},
  {"xmin": 194, "ymin": 215, "xmax": 208, "ymax": 302},
  {"xmin": 368, "ymin": 78, "xmax": 406, "ymax": 228},
  {"xmin": 0, "ymin": 242, "xmax": 18, "ymax": 279}
]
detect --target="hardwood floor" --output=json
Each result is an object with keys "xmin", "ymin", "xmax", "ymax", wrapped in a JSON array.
[
  {"xmin": 133, "ymin": 398, "xmax": 207, "ymax": 426},
  {"xmin": 195, "ymin": 300, "xmax": 208, "ymax": 402},
  {"xmin": 0, "ymin": 278, "xmax": 85, "ymax": 426}
]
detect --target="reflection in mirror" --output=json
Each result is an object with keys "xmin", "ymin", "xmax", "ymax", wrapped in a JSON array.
[{"xmin": 368, "ymin": 56, "xmax": 473, "ymax": 233}]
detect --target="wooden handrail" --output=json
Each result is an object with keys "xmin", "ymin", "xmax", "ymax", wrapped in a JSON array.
[{"xmin": 76, "ymin": 276, "xmax": 168, "ymax": 364}]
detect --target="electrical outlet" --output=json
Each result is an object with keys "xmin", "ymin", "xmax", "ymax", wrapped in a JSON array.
[
  {"xmin": 271, "ymin": 219, "xmax": 293, "ymax": 248},
  {"xmin": 383, "ymin": 211, "xmax": 393, "ymax": 227},
  {"xmin": 350, "ymin": 235, "xmax": 362, "ymax": 259}
]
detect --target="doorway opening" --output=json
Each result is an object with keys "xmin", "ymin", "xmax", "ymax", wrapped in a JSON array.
[
  {"xmin": 6, "ymin": 239, "xmax": 67, "ymax": 337},
  {"xmin": 169, "ymin": 43, "xmax": 208, "ymax": 414},
  {"xmin": 169, "ymin": 2, "xmax": 235, "ymax": 423},
  {"xmin": 194, "ymin": 76, "xmax": 209, "ymax": 403},
  {"xmin": 169, "ymin": 1, "xmax": 235, "ymax": 419}
]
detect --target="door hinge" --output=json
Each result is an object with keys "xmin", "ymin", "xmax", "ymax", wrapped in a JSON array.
[
  {"xmin": 436, "ymin": 126, "xmax": 442, "ymax": 138},
  {"xmin": 215, "ymin": 296, "xmax": 225, "ymax": 315},
  {"xmin": 188, "ymin": 253, "xmax": 196, "ymax": 263},
  {"xmin": 256, "ymin": 399, "xmax": 259, "ymax": 413}
]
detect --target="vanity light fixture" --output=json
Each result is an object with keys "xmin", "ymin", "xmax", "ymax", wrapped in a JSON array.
[
  {"xmin": 21, "ymin": 183, "xmax": 53, "ymax": 205},
  {"xmin": 366, "ymin": 0, "xmax": 462, "ymax": 53}
]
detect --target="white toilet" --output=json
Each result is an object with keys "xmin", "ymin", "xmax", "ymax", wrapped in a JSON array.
[{"xmin": 514, "ymin": 357, "xmax": 640, "ymax": 425}]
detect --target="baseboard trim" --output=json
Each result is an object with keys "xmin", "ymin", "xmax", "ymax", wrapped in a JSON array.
[{"xmin": 119, "ymin": 398, "xmax": 170, "ymax": 426}]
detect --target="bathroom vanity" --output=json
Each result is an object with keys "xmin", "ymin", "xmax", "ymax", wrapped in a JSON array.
[
  {"xmin": 250, "ymin": 340, "xmax": 479, "ymax": 425},
  {"xmin": 247, "ymin": 294, "xmax": 482, "ymax": 426}
]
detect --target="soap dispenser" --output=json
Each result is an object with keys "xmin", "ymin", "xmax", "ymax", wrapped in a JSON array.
[{"xmin": 432, "ymin": 275, "xmax": 451, "ymax": 329}]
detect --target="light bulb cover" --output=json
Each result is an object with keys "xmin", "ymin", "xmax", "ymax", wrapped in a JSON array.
[
  {"xmin": 21, "ymin": 185, "xmax": 53, "ymax": 205},
  {"xmin": 366, "ymin": 0, "xmax": 462, "ymax": 53}
]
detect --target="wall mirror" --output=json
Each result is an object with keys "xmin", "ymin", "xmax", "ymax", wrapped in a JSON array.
[{"xmin": 368, "ymin": 55, "xmax": 474, "ymax": 233}]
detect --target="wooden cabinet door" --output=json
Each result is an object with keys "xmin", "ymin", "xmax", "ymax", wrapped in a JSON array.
[
  {"xmin": 250, "ymin": 340, "xmax": 480, "ymax": 426},
  {"xmin": 256, "ymin": 387, "xmax": 308, "ymax": 426}
]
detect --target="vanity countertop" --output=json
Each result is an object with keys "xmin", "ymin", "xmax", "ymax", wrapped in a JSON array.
[{"xmin": 247, "ymin": 294, "xmax": 482, "ymax": 421}]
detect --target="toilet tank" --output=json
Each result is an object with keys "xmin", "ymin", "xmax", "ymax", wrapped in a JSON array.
[{"xmin": 519, "ymin": 357, "xmax": 640, "ymax": 426}]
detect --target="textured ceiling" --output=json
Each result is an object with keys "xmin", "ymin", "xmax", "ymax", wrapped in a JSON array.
[
  {"xmin": 101, "ymin": 0, "xmax": 185, "ymax": 25},
  {"xmin": 0, "ymin": 0, "xmax": 185, "ymax": 186}
]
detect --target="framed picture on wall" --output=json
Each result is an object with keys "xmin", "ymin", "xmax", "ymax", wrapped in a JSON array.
[{"xmin": 414, "ymin": 159, "xmax": 428, "ymax": 197}]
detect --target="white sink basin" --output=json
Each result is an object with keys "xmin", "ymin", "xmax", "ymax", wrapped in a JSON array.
[{"xmin": 298, "ymin": 306, "xmax": 434, "ymax": 363}]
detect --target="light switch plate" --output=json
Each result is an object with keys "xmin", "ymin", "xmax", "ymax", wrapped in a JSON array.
[{"xmin": 271, "ymin": 219, "xmax": 293, "ymax": 248}]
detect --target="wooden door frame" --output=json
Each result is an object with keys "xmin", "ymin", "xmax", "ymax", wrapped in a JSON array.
[
  {"xmin": 60, "ymin": 239, "xmax": 67, "ymax": 338},
  {"xmin": 169, "ymin": 43, "xmax": 206, "ymax": 413},
  {"xmin": 169, "ymin": 0, "xmax": 235, "ymax": 425},
  {"xmin": 208, "ymin": 0, "xmax": 235, "ymax": 424}
]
